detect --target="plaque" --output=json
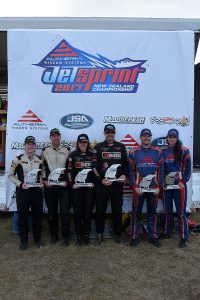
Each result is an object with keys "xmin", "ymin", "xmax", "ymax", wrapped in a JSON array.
[
  {"xmin": 24, "ymin": 169, "xmax": 43, "ymax": 188},
  {"xmin": 164, "ymin": 172, "xmax": 180, "ymax": 190},
  {"xmin": 105, "ymin": 164, "xmax": 123, "ymax": 182},
  {"xmin": 48, "ymin": 168, "xmax": 66, "ymax": 186},
  {"xmin": 139, "ymin": 174, "xmax": 156, "ymax": 193},
  {"xmin": 74, "ymin": 169, "xmax": 93, "ymax": 188}
]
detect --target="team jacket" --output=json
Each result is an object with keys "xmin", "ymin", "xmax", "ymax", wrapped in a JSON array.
[
  {"xmin": 8, "ymin": 153, "xmax": 42, "ymax": 188},
  {"xmin": 95, "ymin": 140, "xmax": 129, "ymax": 180},
  {"xmin": 41, "ymin": 145, "xmax": 70, "ymax": 182},
  {"xmin": 68, "ymin": 149, "xmax": 97, "ymax": 184},
  {"xmin": 128, "ymin": 146, "xmax": 164, "ymax": 189},
  {"xmin": 162, "ymin": 146, "xmax": 191, "ymax": 184}
]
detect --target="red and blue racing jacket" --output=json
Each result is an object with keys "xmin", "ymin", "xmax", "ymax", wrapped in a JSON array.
[
  {"xmin": 128, "ymin": 146, "xmax": 164, "ymax": 190},
  {"xmin": 162, "ymin": 146, "xmax": 191, "ymax": 185}
]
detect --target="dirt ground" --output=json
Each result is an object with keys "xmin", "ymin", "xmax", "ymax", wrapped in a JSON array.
[{"xmin": 0, "ymin": 213, "xmax": 200, "ymax": 300}]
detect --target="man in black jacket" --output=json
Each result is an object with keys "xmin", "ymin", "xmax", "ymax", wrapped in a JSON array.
[{"xmin": 94, "ymin": 124, "xmax": 128, "ymax": 244}]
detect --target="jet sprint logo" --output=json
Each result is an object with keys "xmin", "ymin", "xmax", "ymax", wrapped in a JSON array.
[{"xmin": 36, "ymin": 39, "xmax": 147, "ymax": 93}]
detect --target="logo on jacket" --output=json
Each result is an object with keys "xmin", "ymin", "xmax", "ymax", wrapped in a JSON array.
[
  {"xmin": 102, "ymin": 152, "xmax": 121, "ymax": 159},
  {"xmin": 36, "ymin": 39, "xmax": 147, "ymax": 93},
  {"xmin": 60, "ymin": 113, "xmax": 93, "ymax": 129}
]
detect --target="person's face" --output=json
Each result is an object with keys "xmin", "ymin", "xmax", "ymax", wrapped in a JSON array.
[
  {"xmin": 167, "ymin": 135, "xmax": 177, "ymax": 147},
  {"xmin": 78, "ymin": 141, "xmax": 88, "ymax": 152},
  {"xmin": 140, "ymin": 134, "xmax": 152, "ymax": 147},
  {"xmin": 50, "ymin": 133, "xmax": 61, "ymax": 147},
  {"xmin": 104, "ymin": 130, "xmax": 116, "ymax": 144},
  {"xmin": 24, "ymin": 142, "xmax": 36, "ymax": 155}
]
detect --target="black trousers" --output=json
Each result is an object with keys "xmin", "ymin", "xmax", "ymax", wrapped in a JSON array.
[
  {"xmin": 95, "ymin": 182, "xmax": 123, "ymax": 235},
  {"xmin": 71, "ymin": 187, "xmax": 94, "ymax": 236},
  {"xmin": 16, "ymin": 187, "xmax": 43, "ymax": 243},
  {"xmin": 44, "ymin": 186, "xmax": 70, "ymax": 239}
]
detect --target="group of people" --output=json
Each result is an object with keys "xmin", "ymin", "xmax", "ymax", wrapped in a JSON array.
[{"xmin": 8, "ymin": 124, "xmax": 191, "ymax": 251}]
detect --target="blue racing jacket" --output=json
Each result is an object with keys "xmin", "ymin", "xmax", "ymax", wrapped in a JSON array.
[
  {"xmin": 128, "ymin": 145, "xmax": 164, "ymax": 189},
  {"xmin": 162, "ymin": 146, "xmax": 191, "ymax": 185}
]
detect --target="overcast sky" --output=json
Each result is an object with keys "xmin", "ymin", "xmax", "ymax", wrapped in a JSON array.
[{"xmin": 0, "ymin": 0, "xmax": 200, "ymax": 18}]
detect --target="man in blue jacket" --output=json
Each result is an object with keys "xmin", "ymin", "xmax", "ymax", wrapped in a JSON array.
[{"xmin": 129, "ymin": 128, "xmax": 164, "ymax": 247}]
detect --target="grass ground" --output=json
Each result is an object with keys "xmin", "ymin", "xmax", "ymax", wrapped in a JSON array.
[{"xmin": 0, "ymin": 212, "xmax": 200, "ymax": 300}]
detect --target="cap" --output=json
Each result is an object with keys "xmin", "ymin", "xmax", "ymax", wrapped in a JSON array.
[
  {"xmin": 24, "ymin": 136, "xmax": 36, "ymax": 144},
  {"xmin": 167, "ymin": 128, "xmax": 179, "ymax": 138},
  {"xmin": 104, "ymin": 124, "xmax": 116, "ymax": 132},
  {"xmin": 77, "ymin": 134, "xmax": 89, "ymax": 143},
  {"xmin": 140, "ymin": 128, "xmax": 152, "ymax": 137},
  {"xmin": 50, "ymin": 128, "xmax": 61, "ymax": 136}
]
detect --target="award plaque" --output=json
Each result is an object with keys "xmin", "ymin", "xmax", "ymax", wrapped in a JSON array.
[
  {"xmin": 105, "ymin": 164, "xmax": 123, "ymax": 182},
  {"xmin": 139, "ymin": 175, "xmax": 156, "ymax": 193},
  {"xmin": 164, "ymin": 172, "xmax": 180, "ymax": 190},
  {"xmin": 24, "ymin": 169, "xmax": 43, "ymax": 188},
  {"xmin": 48, "ymin": 168, "xmax": 66, "ymax": 186},
  {"xmin": 74, "ymin": 169, "xmax": 93, "ymax": 188}
]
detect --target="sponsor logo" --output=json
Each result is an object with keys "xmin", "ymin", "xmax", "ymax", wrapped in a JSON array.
[
  {"xmin": 120, "ymin": 134, "xmax": 140, "ymax": 152},
  {"xmin": 151, "ymin": 137, "xmax": 168, "ymax": 149},
  {"xmin": 12, "ymin": 110, "xmax": 48, "ymax": 131},
  {"xmin": 11, "ymin": 140, "xmax": 74, "ymax": 150},
  {"xmin": 60, "ymin": 113, "xmax": 93, "ymax": 129},
  {"xmin": 104, "ymin": 116, "xmax": 145, "ymax": 124},
  {"xmin": 150, "ymin": 116, "xmax": 190, "ymax": 127},
  {"xmin": 102, "ymin": 152, "xmax": 121, "ymax": 159},
  {"xmin": 36, "ymin": 39, "xmax": 147, "ymax": 93},
  {"xmin": 75, "ymin": 161, "xmax": 92, "ymax": 168}
]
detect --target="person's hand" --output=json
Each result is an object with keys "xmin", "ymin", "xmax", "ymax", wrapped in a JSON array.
[
  {"xmin": 135, "ymin": 188, "xmax": 143, "ymax": 196},
  {"xmin": 22, "ymin": 183, "xmax": 29, "ymax": 190},
  {"xmin": 154, "ymin": 187, "xmax": 160, "ymax": 195},
  {"xmin": 102, "ymin": 179, "xmax": 112, "ymax": 186},
  {"xmin": 61, "ymin": 182, "xmax": 68, "ymax": 188},
  {"xmin": 117, "ymin": 175, "xmax": 126, "ymax": 183},
  {"xmin": 44, "ymin": 181, "xmax": 53, "ymax": 188},
  {"xmin": 72, "ymin": 184, "xmax": 79, "ymax": 189},
  {"xmin": 178, "ymin": 182, "xmax": 185, "ymax": 189}
]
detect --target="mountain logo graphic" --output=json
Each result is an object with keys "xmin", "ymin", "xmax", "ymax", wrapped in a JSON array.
[
  {"xmin": 36, "ymin": 39, "xmax": 147, "ymax": 94},
  {"xmin": 17, "ymin": 110, "xmax": 43, "ymax": 123}
]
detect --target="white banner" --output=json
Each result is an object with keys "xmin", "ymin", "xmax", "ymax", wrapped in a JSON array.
[{"xmin": 6, "ymin": 29, "xmax": 194, "ymax": 211}]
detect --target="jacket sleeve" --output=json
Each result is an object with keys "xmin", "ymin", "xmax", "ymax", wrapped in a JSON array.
[
  {"xmin": 182, "ymin": 149, "xmax": 191, "ymax": 183},
  {"xmin": 128, "ymin": 150, "xmax": 136, "ymax": 188},
  {"xmin": 157, "ymin": 150, "xmax": 164, "ymax": 188},
  {"xmin": 8, "ymin": 158, "xmax": 22, "ymax": 188}
]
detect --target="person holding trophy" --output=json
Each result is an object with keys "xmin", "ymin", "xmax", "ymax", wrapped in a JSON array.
[
  {"xmin": 161, "ymin": 129, "xmax": 191, "ymax": 248},
  {"xmin": 128, "ymin": 128, "xmax": 164, "ymax": 248},
  {"xmin": 42, "ymin": 128, "xmax": 70, "ymax": 247},
  {"xmin": 8, "ymin": 136, "xmax": 43, "ymax": 251},
  {"xmin": 68, "ymin": 134, "xmax": 97, "ymax": 246},
  {"xmin": 94, "ymin": 124, "xmax": 129, "ymax": 244}
]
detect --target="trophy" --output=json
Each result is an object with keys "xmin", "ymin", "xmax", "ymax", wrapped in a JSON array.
[
  {"xmin": 48, "ymin": 168, "xmax": 66, "ymax": 186},
  {"xmin": 24, "ymin": 169, "xmax": 43, "ymax": 188},
  {"xmin": 139, "ymin": 175, "xmax": 156, "ymax": 193},
  {"xmin": 74, "ymin": 169, "xmax": 93, "ymax": 188},
  {"xmin": 164, "ymin": 172, "xmax": 180, "ymax": 190},
  {"xmin": 105, "ymin": 164, "xmax": 124, "ymax": 182}
]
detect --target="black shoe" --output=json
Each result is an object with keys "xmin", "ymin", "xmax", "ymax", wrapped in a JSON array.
[
  {"xmin": 49, "ymin": 236, "xmax": 58, "ymax": 244},
  {"xmin": 94, "ymin": 234, "xmax": 104, "ymax": 246},
  {"xmin": 130, "ymin": 239, "xmax": 139, "ymax": 247},
  {"xmin": 35, "ymin": 241, "xmax": 43, "ymax": 249},
  {"xmin": 158, "ymin": 232, "xmax": 171, "ymax": 241},
  {"xmin": 61, "ymin": 237, "xmax": 70, "ymax": 247},
  {"xmin": 179, "ymin": 239, "xmax": 188, "ymax": 248},
  {"xmin": 20, "ymin": 242, "xmax": 28, "ymax": 251},
  {"xmin": 76, "ymin": 235, "xmax": 83, "ymax": 247},
  {"xmin": 149, "ymin": 238, "xmax": 161, "ymax": 248},
  {"xmin": 83, "ymin": 235, "xmax": 91, "ymax": 246}
]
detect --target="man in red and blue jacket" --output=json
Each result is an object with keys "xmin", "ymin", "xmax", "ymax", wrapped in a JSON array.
[{"xmin": 129, "ymin": 128, "xmax": 164, "ymax": 247}]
